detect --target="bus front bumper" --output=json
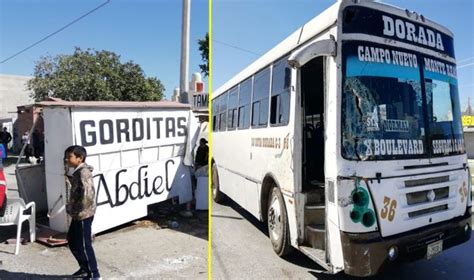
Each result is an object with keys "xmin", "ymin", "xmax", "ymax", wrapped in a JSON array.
[{"xmin": 340, "ymin": 208, "xmax": 471, "ymax": 277}]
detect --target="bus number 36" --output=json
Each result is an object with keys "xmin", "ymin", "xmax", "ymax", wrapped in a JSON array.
[{"xmin": 380, "ymin": 196, "xmax": 397, "ymax": 222}]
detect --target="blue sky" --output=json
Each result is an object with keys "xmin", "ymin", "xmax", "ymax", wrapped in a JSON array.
[
  {"xmin": 213, "ymin": 0, "xmax": 474, "ymax": 110},
  {"xmin": 0, "ymin": 0, "xmax": 208, "ymax": 100}
]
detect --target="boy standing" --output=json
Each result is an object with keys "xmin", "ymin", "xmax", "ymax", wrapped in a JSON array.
[{"xmin": 64, "ymin": 145, "xmax": 101, "ymax": 279}]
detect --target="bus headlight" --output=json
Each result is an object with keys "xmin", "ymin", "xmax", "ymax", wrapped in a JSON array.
[
  {"xmin": 350, "ymin": 209, "xmax": 362, "ymax": 222},
  {"xmin": 362, "ymin": 209, "xmax": 376, "ymax": 227},
  {"xmin": 352, "ymin": 188, "xmax": 369, "ymax": 208},
  {"xmin": 388, "ymin": 246, "xmax": 398, "ymax": 261},
  {"xmin": 339, "ymin": 178, "xmax": 378, "ymax": 233}
]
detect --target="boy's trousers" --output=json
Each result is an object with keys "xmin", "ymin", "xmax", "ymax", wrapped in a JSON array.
[{"xmin": 67, "ymin": 216, "xmax": 100, "ymax": 278}]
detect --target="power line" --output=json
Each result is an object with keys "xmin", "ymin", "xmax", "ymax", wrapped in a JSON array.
[
  {"xmin": 458, "ymin": 62, "xmax": 474, "ymax": 69},
  {"xmin": 458, "ymin": 57, "xmax": 474, "ymax": 64},
  {"xmin": 0, "ymin": 0, "xmax": 111, "ymax": 64},
  {"xmin": 212, "ymin": 39, "xmax": 261, "ymax": 56}
]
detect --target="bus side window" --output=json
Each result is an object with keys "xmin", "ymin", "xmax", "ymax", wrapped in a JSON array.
[
  {"xmin": 252, "ymin": 67, "xmax": 271, "ymax": 127},
  {"xmin": 212, "ymin": 97, "xmax": 219, "ymax": 132},
  {"xmin": 227, "ymin": 86, "xmax": 239, "ymax": 130},
  {"xmin": 238, "ymin": 77, "xmax": 252, "ymax": 129},
  {"xmin": 219, "ymin": 92, "xmax": 228, "ymax": 131},
  {"xmin": 270, "ymin": 56, "xmax": 291, "ymax": 125}
]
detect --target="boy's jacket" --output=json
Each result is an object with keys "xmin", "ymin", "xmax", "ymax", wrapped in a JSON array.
[{"xmin": 66, "ymin": 163, "xmax": 96, "ymax": 220}]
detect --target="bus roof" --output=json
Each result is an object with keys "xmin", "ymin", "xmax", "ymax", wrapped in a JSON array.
[{"xmin": 213, "ymin": 0, "xmax": 454, "ymax": 99}]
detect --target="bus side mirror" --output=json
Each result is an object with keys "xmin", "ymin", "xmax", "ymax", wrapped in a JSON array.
[{"xmin": 288, "ymin": 39, "xmax": 336, "ymax": 68}]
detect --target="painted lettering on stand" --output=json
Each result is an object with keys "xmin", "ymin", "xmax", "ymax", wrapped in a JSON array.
[
  {"xmin": 80, "ymin": 117, "xmax": 187, "ymax": 146},
  {"xmin": 94, "ymin": 159, "xmax": 175, "ymax": 208}
]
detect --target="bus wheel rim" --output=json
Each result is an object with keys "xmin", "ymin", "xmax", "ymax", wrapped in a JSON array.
[
  {"xmin": 211, "ymin": 178, "xmax": 216, "ymax": 195},
  {"xmin": 268, "ymin": 192, "xmax": 282, "ymax": 241},
  {"xmin": 212, "ymin": 168, "xmax": 217, "ymax": 196}
]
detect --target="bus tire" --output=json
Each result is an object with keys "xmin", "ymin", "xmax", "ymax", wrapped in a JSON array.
[
  {"xmin": 267, "ymin": 186, "xmax": 293, "ymax": 257},
  {"xmin": 212, "ymin": 163, "xmax": 224, "ymax": 203}
]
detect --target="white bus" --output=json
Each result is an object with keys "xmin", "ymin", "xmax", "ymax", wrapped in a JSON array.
[{"xmin": 211, "ymin": 0, "xmax": 472, "ymax": 276}]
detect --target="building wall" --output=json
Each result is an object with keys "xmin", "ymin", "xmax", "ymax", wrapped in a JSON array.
[
  {"xmin": 0, "ymin": 74, "xmax": 34, "ymax": 119},
  {"xmin": 0, "ymin": 74, "xmax": 34, "ymax": 151},
  {"xmin": 464, "ymin": 131, "xmax": 474, "ymax": 159},
  {"xmin": 15, "ymin": 106, "xmax": 44, "ymax": 152}
]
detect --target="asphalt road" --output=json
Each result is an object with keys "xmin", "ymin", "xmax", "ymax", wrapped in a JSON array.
[
  {"xmin": 211, "ymin": 199, "xmax": 474, "ymax": 280},
  {"xmin": 0, "ymin": 158, "xmax": 209, "ymax": 279}
]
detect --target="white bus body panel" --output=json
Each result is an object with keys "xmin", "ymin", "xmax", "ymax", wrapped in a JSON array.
[
  {"xmin": 290, "ymin": 25, "xmax": 344, "ymax": 269},
  {"xmin": 325, "ymin": 53, "xmax": 345, "ymax": 270},
  {"xmin": 335, "ymin": 155, "xmax": 469, "ymax": 237},
  {"xmin": 214, "ymin": 124, "xmax": 295, "ymax": 220}
]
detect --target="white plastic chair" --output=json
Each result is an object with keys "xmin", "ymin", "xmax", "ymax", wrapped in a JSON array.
[{"xmin": 0, "ymin": 197, "xmax": 35, "ymax": 255}]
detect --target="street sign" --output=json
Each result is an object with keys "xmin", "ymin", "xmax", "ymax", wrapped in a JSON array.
[
  {"xmin": 193, "ymin": 92, "xmax": 208, "ymax": 110},
  {"xmin": 462, "ymin": 115, "xmax": 474, "ymax": 127}
]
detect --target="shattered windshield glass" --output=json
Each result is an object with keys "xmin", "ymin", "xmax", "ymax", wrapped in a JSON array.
[
  {"xmin": 342, "ymin": 42, "xmax": 465, "ymax": 160},
  {"xmin": 423, "ymin": 56, "xmax": 465, "ymax": 156},
  {"xmin": 342, "ymin": 42, "xmax": 427, "ymax": 160}
]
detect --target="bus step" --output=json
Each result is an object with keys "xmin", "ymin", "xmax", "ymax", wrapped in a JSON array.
[
  {"xmin": 306, "ymin": 191, "xmax": 324, "ymax": 204},
  {"xmin": 305, "ymin": 224, "xmax": 326, "ymax": 250},
  {"xmin": 299, "ymin": 246, "xmax": 333, "ymax": 273},
  {"xmin": 309, "ymin": 180, "xmax": 326, "ymax": 188},
  {"xmin": 304, "ymin": 204, "xmax": 325, "ymax": 225}
]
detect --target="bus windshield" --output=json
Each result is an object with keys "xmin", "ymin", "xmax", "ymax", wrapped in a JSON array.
[
  {"xmin": 341, "ymin": 42, "xmax": 464, "ymax": 161},
  {"xmin": 423, "ymin": 56, "xmax": 464, "ymax": 156}
]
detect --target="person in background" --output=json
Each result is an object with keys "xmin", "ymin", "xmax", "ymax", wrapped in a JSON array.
[
  {"xmin": 194, "ymin": 138, "xmax": 209, "ymax": 173},
  {"xmin": 22, "ymin": 131, "xmax": 33, "ymax": 159},
  {"xmin": 180, "ymin": 138, "xmax": 209, "ymax": 217},
  {"xmin": 64, "ymin": 145, "xmax": 101, "ymax": 280},
  {"xmin": 0, "ymin": 128, "xmax": 12, "ymax": 161},
  {"xmin": 32, "ymin": 129, "xmax": 45, "ymax": 162},
  {"xmin": 0, "ymin": 132, "xmax": 3, "ymax": 165}
]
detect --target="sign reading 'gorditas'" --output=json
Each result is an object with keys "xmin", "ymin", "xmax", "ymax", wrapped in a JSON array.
[
  {"xmin": 79, "ymin": 117, "xmax": 187, "ymax": 146},
  {"xmin": 73, "ymin": 110, "xmax": 189, "ymax": 155}
]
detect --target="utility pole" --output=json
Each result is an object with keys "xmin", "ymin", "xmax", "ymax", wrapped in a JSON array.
[{"xmin": 179, "ymin": 0, "xmax": 191, "ymax": 103}]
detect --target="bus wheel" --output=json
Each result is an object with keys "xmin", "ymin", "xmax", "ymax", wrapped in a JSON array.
[
  {"xmin": 267, "ymin": 186, "xmax": 292, "ymax": 256},
  {"xmin": 212, "ymin": 163, "xmax": 224, "ymax": 203}
]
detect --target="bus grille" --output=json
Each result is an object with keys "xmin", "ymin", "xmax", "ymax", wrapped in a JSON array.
[
  {"xmin": 406, "ymin": 187, "xmax": 449, "ymax": 205},
  {"xmin": 408, "ymin": 204, "xmax": 448, "ymax": 218},
  {"xmin": 405, "ymin": 175, "xmax": 449, "ymax": 187},
  {"xmin": 403, "ymin": 175, "xmax": 451, "ymax": 218}
]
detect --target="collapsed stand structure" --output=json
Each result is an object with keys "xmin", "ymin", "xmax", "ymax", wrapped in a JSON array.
[{"xmin": 16, "ymin": 100, "xmax": 206, "ymax": 237}]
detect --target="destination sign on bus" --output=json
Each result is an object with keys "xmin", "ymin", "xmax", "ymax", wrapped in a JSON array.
[
  {"xmin": 432, "ymin": 138, "xmax": 465, "ymax": 155},
  {"xmin": 382, "ymin": 15, "xmax": 444, "ymax": 51},
  {"xmin": 352, "ymin": 44, "xmax": 457, "ymax": 79},
  {"xmin": 357, "ymin": 45, "xmax": 418, "ymax": 68},
  {"xmin": 424, "ymin": 57, "xmax": 457, "ymax": 79},
  {"xmin": 343, "ymin": 6, "xmax": 455, "ymax": 57},
  {"xmin": 363, "ymin": 139, "xmax": 424, "ymax": 157}
]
